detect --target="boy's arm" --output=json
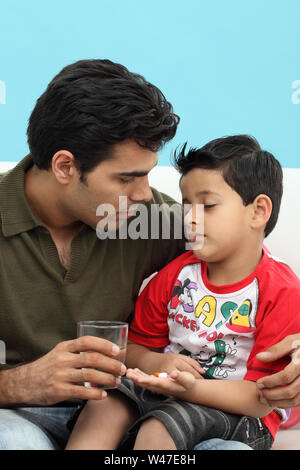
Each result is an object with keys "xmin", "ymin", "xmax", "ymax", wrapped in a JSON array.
[
  {"xmin": 125, "ymin": 341, "xmax": 204, "ymax": 377},
  {"xmin": 176, "ymin": 376, "xmax": 273, "ymax": 418},
  {"xmin": 126, "ymin": 368, "xmax": 273, "ymax": 418},
  {"xmin": 125, "ymin": 341, "xmax": 164, "ymax": 373}
]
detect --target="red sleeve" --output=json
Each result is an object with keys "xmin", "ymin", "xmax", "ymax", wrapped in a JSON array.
[
  {"xmin": 245, "ymin": 281, "xmax": 300, "ymax": 382},
  {"xmin": 128, "ymin": 251, "xmax": 198, "ymax": 348}
]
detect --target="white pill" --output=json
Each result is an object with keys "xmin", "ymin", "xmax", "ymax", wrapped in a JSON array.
[{"xmin": 158, "ymin": 372, "xmax": 168, "ymax": 378}]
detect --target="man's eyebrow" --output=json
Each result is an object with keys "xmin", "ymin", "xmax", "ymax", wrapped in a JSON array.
[
  {"xmin": 117, "ymin": 171, "xmax": 149, "ymax": 177},
  {"xmin": 116, "ymin": 161, "xmax": 158, "ymax": 178}
]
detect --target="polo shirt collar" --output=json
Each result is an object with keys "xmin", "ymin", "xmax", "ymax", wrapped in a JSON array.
[{"xmin": 0, "ymin": 155, "xmax": 44, "ymax": 237}]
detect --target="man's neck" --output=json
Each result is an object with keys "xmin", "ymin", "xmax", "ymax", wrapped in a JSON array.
[{"xmin": 24, "ymin": 165, "xmax": 82, "ymax": 235}]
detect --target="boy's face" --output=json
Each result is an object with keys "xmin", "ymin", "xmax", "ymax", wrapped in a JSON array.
[{"xmin": 180, "ymin": 168, "xmax": 253, "ymax": 262}]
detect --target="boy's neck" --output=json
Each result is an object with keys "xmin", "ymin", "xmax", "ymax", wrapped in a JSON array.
[{"xmin": 205, "ymin": 245, "xmax": 264, "ymax": 287}]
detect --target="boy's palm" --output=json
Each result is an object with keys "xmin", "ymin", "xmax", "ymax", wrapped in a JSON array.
[{"xmin": 126, "ymin": 368, "xmax": 197, "ymax": 397}]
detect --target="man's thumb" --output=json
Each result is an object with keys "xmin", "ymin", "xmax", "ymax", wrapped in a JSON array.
[
  {"xmin": 256, "ymin": 335, "xmax": 300, "ymax": 362},
  {"xmin": 256, "ymin": 338, "xmax": 291, "ymax": 362}
]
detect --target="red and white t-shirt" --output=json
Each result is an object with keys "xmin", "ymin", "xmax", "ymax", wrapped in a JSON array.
[{"xmin": 129, "ymin": 249, "xmax": 300, "ymax": 438}]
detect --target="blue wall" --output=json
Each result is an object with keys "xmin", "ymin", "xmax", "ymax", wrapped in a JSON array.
[{"xmin": 0, "ymin": 0, "xmax": 299, "ymax": 167}]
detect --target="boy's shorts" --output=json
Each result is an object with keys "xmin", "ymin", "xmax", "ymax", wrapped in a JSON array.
[{"xmin": 114, "ymin": 377, "xmax": 273, "ymax": 450}]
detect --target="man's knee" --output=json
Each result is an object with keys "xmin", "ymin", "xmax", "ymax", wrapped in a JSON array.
[{"xmin": 0, "ymin": 409, "xmax": 56, "ymax": 450}]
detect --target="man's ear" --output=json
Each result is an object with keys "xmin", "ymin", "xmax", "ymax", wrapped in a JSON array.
[
  {"xmin": 51, "ymin": 150, "xmax": 78, "ymax": 184},
  {"xmin": 250, "ymin": 194, "xmax": 272, "ymax": 231}
]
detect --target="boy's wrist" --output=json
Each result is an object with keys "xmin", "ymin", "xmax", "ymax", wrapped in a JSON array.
[{"xmin": 126, "ymin": 343, "xmax": 164, "ymax": 373}]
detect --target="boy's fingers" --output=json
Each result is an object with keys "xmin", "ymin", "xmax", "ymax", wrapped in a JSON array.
[
  {"xmin": 169, "ymin": 370, "xmax": 195, "ymax": 389},
  {"xmin": 182, "ymin": 356, "xmax": 205, "ymax": 374}
]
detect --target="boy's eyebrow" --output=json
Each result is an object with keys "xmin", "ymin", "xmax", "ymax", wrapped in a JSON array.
[
  {"xmin": 195, "ymin": 190, "xmax": 221, "ymax": 197},
  {"xmin": 182, "ymin": 190, "xmax": 221, "ymax": 203}
]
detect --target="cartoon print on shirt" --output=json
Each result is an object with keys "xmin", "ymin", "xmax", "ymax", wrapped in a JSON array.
[
  {"xmin": 170, "ymin": 278, "xmax": 198, "ymax": 313},
  {"xmin": 180, "ymin": 340, "xmax": 237, "ymax": 379},
  {"xmin": 167, "ymin": 273, "xmax": 258, "ymax": 380},
  {"xmin": 226, "ymin": 299, "xmax": 256, "ymax": 333}
]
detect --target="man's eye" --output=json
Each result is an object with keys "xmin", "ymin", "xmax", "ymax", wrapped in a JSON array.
[{"xmin": 120, "ymin": 178, "xmax": 135, "ymax": 185}]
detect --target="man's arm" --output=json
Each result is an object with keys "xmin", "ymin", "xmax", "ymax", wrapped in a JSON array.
[
  {"xmin": 0, "ymin": 337, "xmax": 126, "ymax": 406},
  {"xmin": 126, "ymin": 368, "xmax": 273, "ymax": 418}
]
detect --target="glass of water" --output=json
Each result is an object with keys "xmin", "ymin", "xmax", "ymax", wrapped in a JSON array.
[{"xmin": 77, "ymin": 320, "xmax": 128, "ymax": 389}]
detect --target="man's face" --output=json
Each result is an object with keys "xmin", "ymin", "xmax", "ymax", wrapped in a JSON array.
[
  {"xmin": 180, "ymin": 168, "xmax": 252, "ymax": 262},
  {"xmin": 68, "ymin": 139, "xmax": 158, "ymax": 229}
]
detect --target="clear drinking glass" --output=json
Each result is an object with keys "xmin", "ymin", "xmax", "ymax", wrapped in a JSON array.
[{"xmin": 77, "ymin": 320, "xmax": 128, "ymax": 389}]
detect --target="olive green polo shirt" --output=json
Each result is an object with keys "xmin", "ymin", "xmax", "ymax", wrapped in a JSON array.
[{"xmin": 0, "ymin": 155, "xmax": 185, "ymax": 369}]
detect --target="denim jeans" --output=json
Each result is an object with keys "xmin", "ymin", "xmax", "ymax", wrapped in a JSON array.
[
  {"xmin": 0, "ymin": 407, "xmax": 79, "ymax": 450},
  {"xmin": 0, "ymin": 407, "xmax": 264, "ymax": 450},
  {"xmin": 193, "ymin": 439, "xmax": 252, "ymax": 450}
]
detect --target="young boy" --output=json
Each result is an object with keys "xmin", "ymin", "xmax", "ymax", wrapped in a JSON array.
[{"xmin": 66, "ymin": 135, "xmax": 300, "ymax": 450}]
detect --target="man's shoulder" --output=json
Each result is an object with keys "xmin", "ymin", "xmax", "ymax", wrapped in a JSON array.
[
  {"xmin": 0, "ymin": 169, "xmax": 11, "ymax": 183},
  {"xmin": 149, "ymin": 187, "xmax": 181, "ymax": 206}
]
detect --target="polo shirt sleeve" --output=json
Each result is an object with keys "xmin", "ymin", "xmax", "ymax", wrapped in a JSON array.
[{"xmin": 244, "ymin": 284, "xmax": 300, "ymax": 382}]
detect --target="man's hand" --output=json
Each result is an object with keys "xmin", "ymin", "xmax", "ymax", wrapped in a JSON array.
[
  {"xmin": 126, "ymin": 367, "xmax": 197, "ymax": 397},
  {"xmin": 0, "ymin": 336, "xmax": 126, "ymax": 406},
  {"xmin": 256, "ymin": 334, "xmax": 300, "ymax": 408}
]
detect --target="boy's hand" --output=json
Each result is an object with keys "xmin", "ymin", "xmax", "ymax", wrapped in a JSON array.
[
  {"xmin": 154, "ymin": 353, "xmax": 204, "ymax": 378},
  {"xmin": 126, "ymin": 368, "xmax": 197, "ymax": 397}
]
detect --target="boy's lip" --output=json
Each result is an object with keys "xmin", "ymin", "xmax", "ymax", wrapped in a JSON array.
[{"xmin": 187, "ymin": 233, "xmax": 205, "ymax": 243}]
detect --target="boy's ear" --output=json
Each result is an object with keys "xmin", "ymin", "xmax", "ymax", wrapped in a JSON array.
[{"xmin": 250, "ymin": 194, "xmax": 272, "ymax": 231}]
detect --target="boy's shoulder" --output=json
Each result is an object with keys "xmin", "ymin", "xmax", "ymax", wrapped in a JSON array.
[
  {"xmin": 147, "ymin": 251, "xmax": 202, "ymax": 293},
  {"xmin": 259, "ymin": 249, "xmax": 300, "ymax": 295}
]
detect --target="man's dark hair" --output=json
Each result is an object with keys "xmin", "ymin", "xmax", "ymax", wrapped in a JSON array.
[
  {"xmin": 173, "ymin": 135, "xmax": 283, "ymax": 237},
  {"xmin": 27, "ymin": 59, "xmax": 179, "ymax": 178}
]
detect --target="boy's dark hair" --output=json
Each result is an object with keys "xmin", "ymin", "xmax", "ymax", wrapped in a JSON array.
[
  {"xmin": 173, "ymin": 135, "xmax": 283, "ymax": 237},
  {"xmin": 27, "ymin": 59, "xmax": 179, "ymax": 178}
]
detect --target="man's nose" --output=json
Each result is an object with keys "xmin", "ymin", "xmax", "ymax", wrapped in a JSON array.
[{"xmin": 130, "ymin": 177, "xmax": 153, "ymax": 203}]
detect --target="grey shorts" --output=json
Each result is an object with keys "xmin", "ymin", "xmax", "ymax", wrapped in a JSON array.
[{"xmin": 117, "ymin": 377, "xmax": 273, "ymax": 451}]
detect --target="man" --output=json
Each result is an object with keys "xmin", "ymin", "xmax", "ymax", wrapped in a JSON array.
[
  {"xmin": 0, "ymin": 59, "xmax": 185, "ymax": 449},
  {"xmin": 0, "ymin": 60, "xmax": 299, "ymax": 450}
]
